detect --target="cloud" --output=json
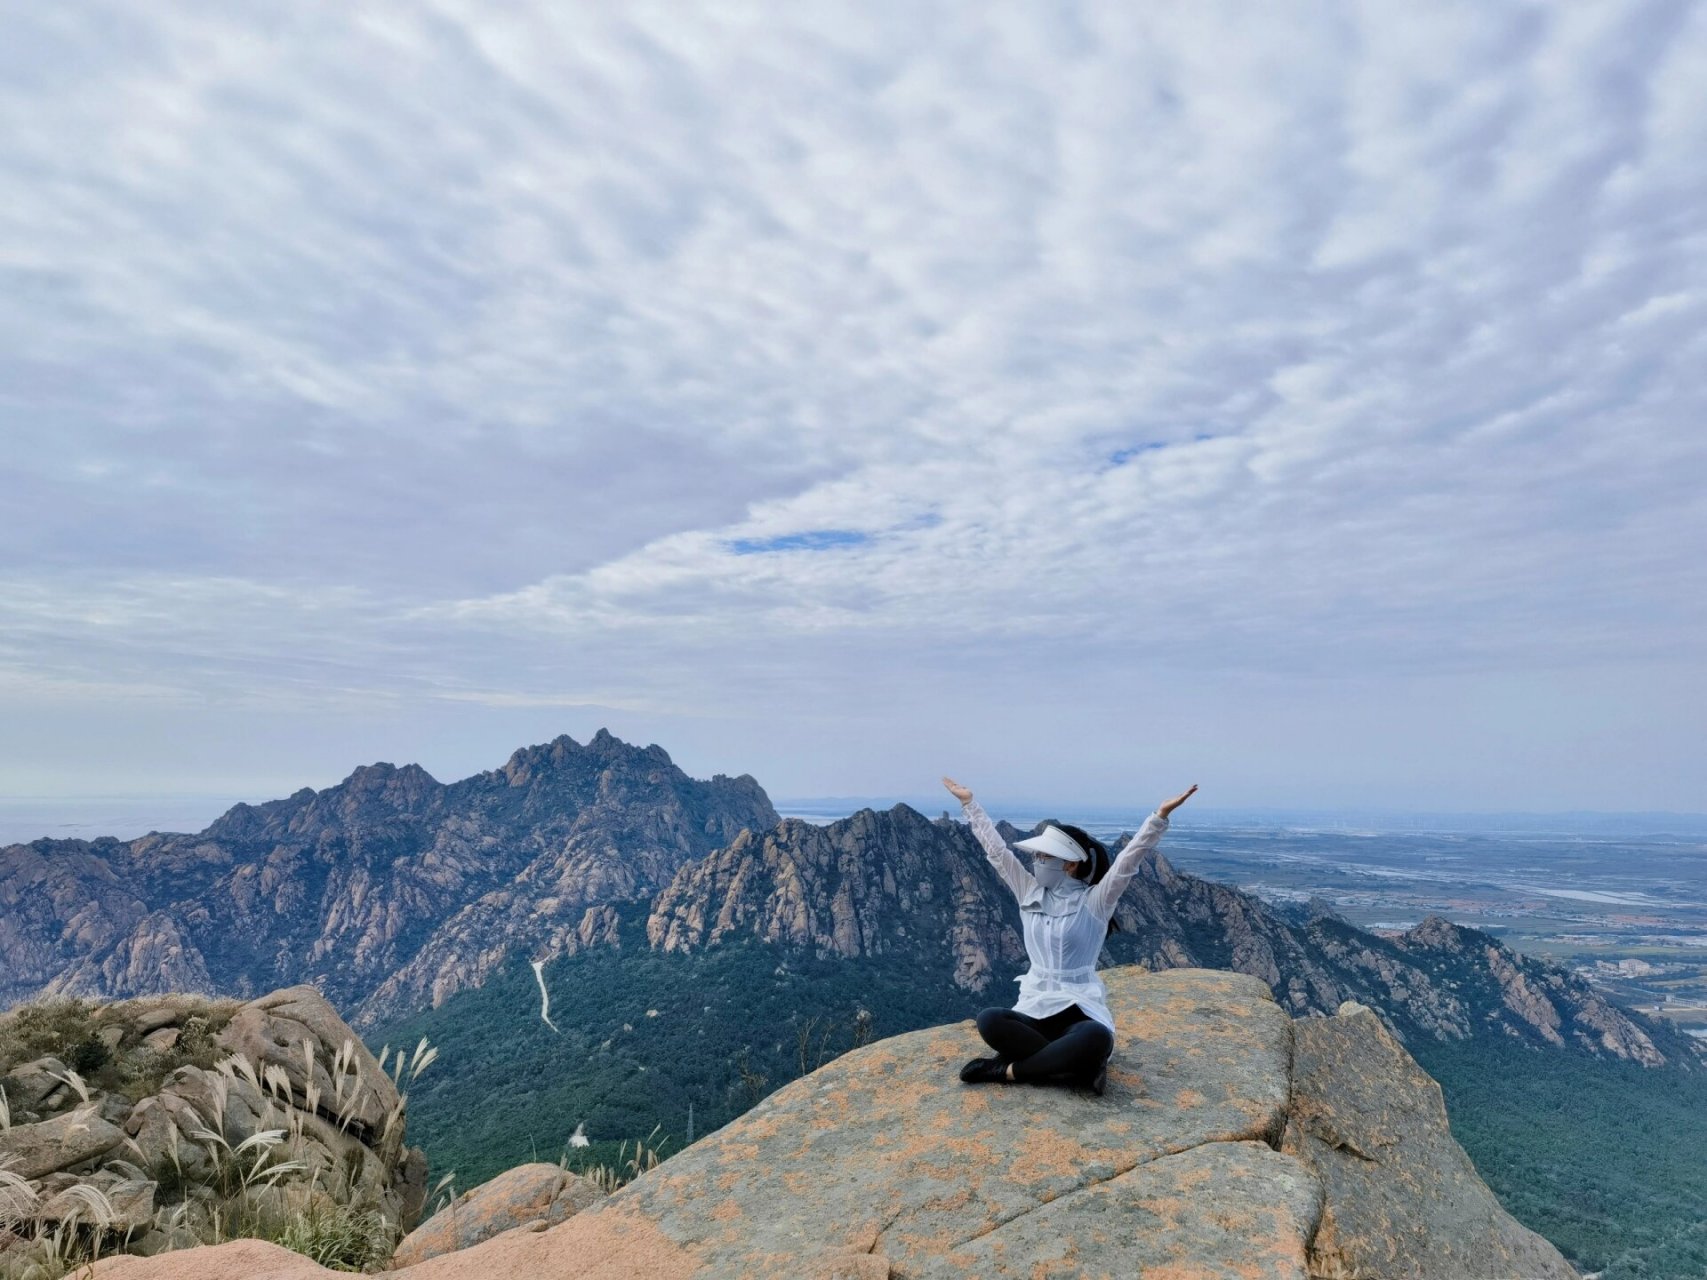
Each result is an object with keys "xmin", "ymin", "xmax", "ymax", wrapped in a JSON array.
[{"xmin": 0, "ymin": 2, "xmax": 1703, "ymax": 806}]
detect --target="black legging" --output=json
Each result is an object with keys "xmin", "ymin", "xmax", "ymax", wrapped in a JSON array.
[{"xmin": 975, "ymin": 1003, "xmax": 1113, "ymax": 1082}]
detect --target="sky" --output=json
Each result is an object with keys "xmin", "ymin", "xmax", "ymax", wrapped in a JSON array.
[{"xmin": 2, "ymin": 3, "xmax": 1704, "ymax": 819}]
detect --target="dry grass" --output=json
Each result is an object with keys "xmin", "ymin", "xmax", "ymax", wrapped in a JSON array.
[{"xmin": 579, "ymin": 1126, "xmax": 669, "ymax": 1196}]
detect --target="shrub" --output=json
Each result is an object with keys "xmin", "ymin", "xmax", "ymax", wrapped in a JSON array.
[
  {"xmin": 0, "ymin": 999, "xmax": 99, "ymax": 1073},
  {"xmin": 67, "ymin": 1036, "xmax": 111, "ymax": 1076}
]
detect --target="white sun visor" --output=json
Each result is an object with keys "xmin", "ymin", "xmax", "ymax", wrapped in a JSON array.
[{"xmin": 1012, "ymin": 825, "xmax": 1087, "ymax": 863}]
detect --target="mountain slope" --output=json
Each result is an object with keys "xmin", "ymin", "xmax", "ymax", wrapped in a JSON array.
[
  {"xmin": 0, "ymin": 731, "xmax": 779, "ymax": 1025},
  {"xmin": 638, "ymin": 802, "xmax": 1692, "ymax": 1066}
]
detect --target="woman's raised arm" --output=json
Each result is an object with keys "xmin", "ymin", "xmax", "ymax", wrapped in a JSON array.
[
  {"xmin": 1087, "ymin": 784, "xmax": 1197, "ymax": 921},
  {"xmin": 942, "ymin": 776, "xmax": 1036, "ymax": 903}
]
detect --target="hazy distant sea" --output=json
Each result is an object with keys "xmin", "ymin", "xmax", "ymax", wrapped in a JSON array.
[
  {"xmin": 0, "ymin": 797, "xmax": 244, "ymax": 846},
  {"xmin": 776, "ymin": 798, "xmax": 1707, "ymax": 837}
]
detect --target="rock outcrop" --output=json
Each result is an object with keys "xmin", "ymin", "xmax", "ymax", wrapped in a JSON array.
[
  {"xmin": 87, "ymin": 969, "xmax": 1577, "ymax": 1280},
  {"xmin": 1284, "ymin": 1001, "xmax": 1576, "ymax": 1279},
  {"xmin": 0, "ymin": 985, "xmax": 427, "ymax": 1276},
  {"xmin": 0, "ymin": 1108, "xmax": 125, "ymax": 1181},
  {"xmin": 391, "ymin": 1163, "xmax": 602, "ymax": 1267},
  {"xmin": 0, "ymin": 731, "xmax": 780, "ymax": 1028}
]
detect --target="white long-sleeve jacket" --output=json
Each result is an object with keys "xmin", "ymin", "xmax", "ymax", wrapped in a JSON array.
[{"xmin": 962, "ymin": 795, "xmax": 1170, "ymax": 1033}]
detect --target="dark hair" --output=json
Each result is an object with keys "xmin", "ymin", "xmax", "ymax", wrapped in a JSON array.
[{"xmin": 1047, "ymin": 821, "xmax": 1121, "ymax": 936}]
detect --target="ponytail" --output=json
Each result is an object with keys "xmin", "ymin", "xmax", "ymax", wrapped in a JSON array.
[{"xmin": 1053, "ymin": 821, "xmax": 1121, "ymax": 936}]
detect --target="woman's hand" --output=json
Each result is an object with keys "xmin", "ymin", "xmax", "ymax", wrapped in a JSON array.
[
  {"xmin": 1158, "ymin": 784, "xmax": 1197, "ymax": 819},
  {"xmin": 941, "ymin": 776, "xmax": 973, "ymax": 804}
]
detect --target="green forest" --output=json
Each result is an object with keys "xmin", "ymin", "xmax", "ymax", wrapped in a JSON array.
[
  {"xmin": 1414, "ymin": 1036, "xmax": 1707, "ymax": 1279},
  {"xmin": 377, "ymin": 913, "xmax": 977, "ymax": 1189}
]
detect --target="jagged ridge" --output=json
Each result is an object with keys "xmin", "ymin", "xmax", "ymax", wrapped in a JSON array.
[
  {"xmin": 640, "ymin": 803, "xmax": 1692, "ymax": 1066},
  {"xmin": 0, "ymin": 731, "xmax": 779, "ymax": 1027}
]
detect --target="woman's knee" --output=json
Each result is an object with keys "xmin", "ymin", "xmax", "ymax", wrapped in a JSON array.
[
  {"xmin": 974, "ymin": 1007, "xmax": 1011, "ymax": 1038},
  {"xmin": 1075, "ymin": 1022, "xmax": 1114, "ymax": 1058}
]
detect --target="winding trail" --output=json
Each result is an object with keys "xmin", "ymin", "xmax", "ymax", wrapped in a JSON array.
[{"xmin": 530, "ymin": 960, "xmax": 560, "ymax": 1033}]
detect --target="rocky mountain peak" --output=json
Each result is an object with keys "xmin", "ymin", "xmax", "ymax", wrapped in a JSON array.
[
  {"xmin": 488, "ymin": 730, "xmax": 676, "ymax": 798},
  {"xmin": 1403, "ymin": 914, "xmax": 1478, "ymax": 949},
  {"xmin": 342, "ymin": 760, "xmax": 436, "ymax": 788},
  {"xmin": 1, "ymin": 736, "xmax": 781, "ymax": 1023},
  {"xmin": 328, "ymin": 761, "xmax": 444, "ymax": 817}
]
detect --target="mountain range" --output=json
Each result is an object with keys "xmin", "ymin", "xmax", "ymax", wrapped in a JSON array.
[
  {"xmin": 1, "ymin": 731, "xmax": 775, "ymax": 1025},
  {"xmin": 2, "ymin": 729, "xmax": 1694, "ymax": 1070}
]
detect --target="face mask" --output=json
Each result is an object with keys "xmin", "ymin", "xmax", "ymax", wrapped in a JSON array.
[{"xmin": 1033, "ymin": 860, "xmax": 1068, "ymax": 889}]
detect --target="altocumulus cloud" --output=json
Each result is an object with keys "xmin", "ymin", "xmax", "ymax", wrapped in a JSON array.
[{"xmin": 1, "ymin": 2, "xmax": 1704, "ymax": 807}]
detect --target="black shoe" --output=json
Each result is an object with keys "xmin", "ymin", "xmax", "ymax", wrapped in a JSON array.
[
  {"xmin": 959, "ymin": 1056, "xmax": 1011, "ymax": 1084},
  {"xmin": 1052, "ymin": 1063, "xmax": 1108, "ymax": 1096},
  {"xmin": 1086, "ymin": 1062, "xmax": 1107, "ymax": 1096}
]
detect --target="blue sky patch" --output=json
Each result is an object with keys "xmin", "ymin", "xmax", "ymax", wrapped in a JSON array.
[
  {"xmin": 1107, "ymin": 442, "xmax": 1169, "ymax": 466},
  {"xmin": 727, "ymin": 529, "xmax": 873, "ymax": 554}
]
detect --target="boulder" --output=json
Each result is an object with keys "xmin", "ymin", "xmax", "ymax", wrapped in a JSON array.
[
  {"xmin": 216, "ymin": 985, "xmax": 401, "ymax": 1142},
  {"xmin": 519, "ymin": 967, "xmax": 1310, "ymax": 1278},
  {"xmin": 127, "ymin": 996, "xmax": 209, "ymax": 1037},
  {"xmin": 140, "ymin": 1027, "xmax": 180, "ymax": 1053},
  {"xmin": 89, "ymin": 1238, "xmax": 323, "ymax": 1278},
  {"xmin": 1282, "ymin": 1001, "xmax": 1577, "ymax": 1279},
  {"xmin": 125, "ymin": 1094, "xmax": 214, "ymax": 1182},
  {"xmin": 0, "ymin": 1055, "xmax": 71, "ymax": 1112},
  {"xmin": 97, "ymin": 1092, "xmax": 134, "ymax": 1127},
  {"xmin": 38, "ymin": 1175, "xmax": 156, "ymax": 1234},
  {"xmin": 391, "ymin": 1163, "xmax": 602, "ymax": 1266},
  {"xmin": 0, "ymin": 1107, "xmax": 124, "ymax": 1180}
]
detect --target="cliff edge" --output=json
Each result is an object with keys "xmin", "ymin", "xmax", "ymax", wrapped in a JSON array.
[{"xmin": 90, "ymin": 968, "xmax": 1576, "ymax": 1279}]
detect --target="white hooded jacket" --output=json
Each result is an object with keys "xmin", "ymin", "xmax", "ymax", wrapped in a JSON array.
[{"xmin": 961, "ymin": 796, "xmax": 1170, "ymax": 1033}]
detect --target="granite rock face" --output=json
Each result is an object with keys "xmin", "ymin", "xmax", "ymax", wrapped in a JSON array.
[
  {"xmin": 391, "ymin": 1163, "xmax": 602, "ymax": 1267},
  {"xmin": 1, "ymin": 731, "xmax": 779, "ymax": 1028},
  {"xmin": 0, "ymin": 1107, "xmax": 124, "ymax": 1180},
  {"xmin": 89, "ymin": 969, "xmax": 1578, "ymax": 1280},
  {"xmin": 1283, "ymin": 1001, "xmax": 1578, "ymax": 1280},
  {"xmin": 647, "ymin": 805, "xmax": 1026, "ymax": 991}
]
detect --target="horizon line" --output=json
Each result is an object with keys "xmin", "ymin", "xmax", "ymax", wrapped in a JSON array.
[{"xmin": 776, "ymin": 796, "xmax": 1707, "ymax": 822}]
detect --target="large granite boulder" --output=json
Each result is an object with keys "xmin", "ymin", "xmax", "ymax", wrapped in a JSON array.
[
  {"xmin": 1283, "ymin": 1001, "xmax": 1578, "ymax": 1279},
  {"xmin": 391, "ymin": 1163, "xmax": 603, "ymax": 1266},
  {"xmin": 0, "ymin": 1107, "xmax": 124, "ymax": 1180},
  {"xmin": 0, "ymin": 1056, "xmax": 72, "ymax": 1116},
  {"xmin": 87, "ymin": 968, "xmax": 1578, "ymax": 1279},
  {"xmin": 216, "ymin": 985, "xmax": 402, "ymax": 1144}
]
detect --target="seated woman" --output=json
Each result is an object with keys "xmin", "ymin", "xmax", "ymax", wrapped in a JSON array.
[{"xmin": 941, "ymin": 775, "xmax": 1196, "ymax": 1094}]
